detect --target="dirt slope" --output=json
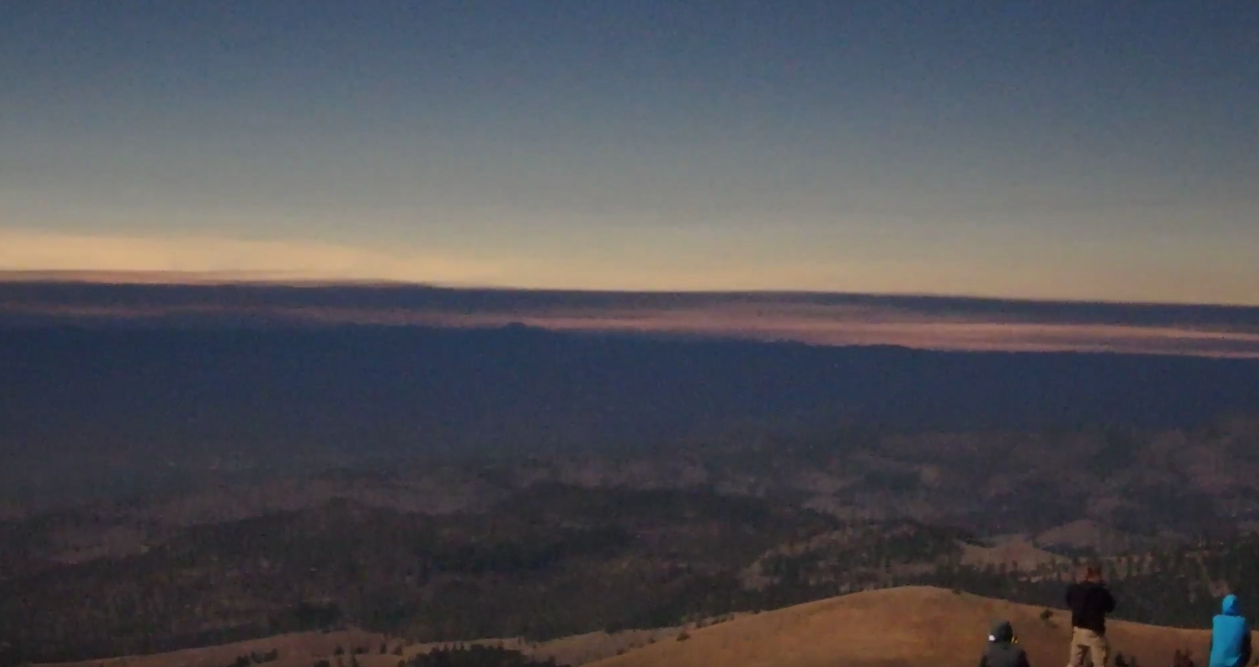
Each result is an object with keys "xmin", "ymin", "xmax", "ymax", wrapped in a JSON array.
[
  {"xmin": 32, "ymin": 626, "xmax": 687, "ymax": 667},
  {"xmin": 589, "ymin": 586, "xmax": 1220, "ymax": 667},
  {"xmin": 33, "ymin": 587, "xmax": 1236, "ymax": 667},
  {"xmin": 34, "ymin": 630, "xmax": 393, "ymax": 667}
]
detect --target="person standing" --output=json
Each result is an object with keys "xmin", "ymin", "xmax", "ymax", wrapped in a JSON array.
[
  {"xmin": 1067, "ymin": 565, "xmax": 1117, "ymax": 667},
  {"xmin": 1209, "ymin": 594, "xmax": 1252, "ymax": 667}
]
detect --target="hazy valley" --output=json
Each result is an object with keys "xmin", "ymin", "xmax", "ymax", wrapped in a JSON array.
[
  {"xmin": 5, "ymin": 413, "xmax": 1259, "ymax": 663},
  {"xmin": 4, "ymin": 291, "xmax": 1259, "ymax": 666}
]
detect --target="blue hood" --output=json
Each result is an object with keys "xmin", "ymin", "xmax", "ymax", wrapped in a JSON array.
[{"xmin": 1210, "ymin": 594, "xmax": 1249, "ymax": 667}]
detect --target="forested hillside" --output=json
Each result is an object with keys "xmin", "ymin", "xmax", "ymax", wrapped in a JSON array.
[{"xmin": 6, "ymin": 481, "xmax": 1259, "ymax": 663}]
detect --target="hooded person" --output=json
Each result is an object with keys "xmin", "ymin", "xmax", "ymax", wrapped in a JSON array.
[
  {"xmin": 982, "ymin": 620, "xmax": 1031, "ymax": 667},
  {"xmin": 1209, "ymin": 594, "xmax": 1253, "ymax": 667}
]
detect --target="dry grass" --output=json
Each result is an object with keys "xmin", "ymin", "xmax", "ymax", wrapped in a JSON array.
[
  {"xmin": 588, "ymin": 586, "xmax": 1221, "ymax": 667},
  {"xmin": 34, "ymin": 587, "xmax": 1234, "ymax": 667},
  {"xmin": 960, "ymin": 537, "xmax": 1069, "ymax": 571},
  {"xmin": 1035, "ymin": 519, "xmax": 1148, "ymax": 554},
  {"xmin": 35, "ymin": 630, "xmax": 393, "ymax": 667},
  {"xmin": 31, "ymin": 624, "xmax": 703, "ymax": 667}
]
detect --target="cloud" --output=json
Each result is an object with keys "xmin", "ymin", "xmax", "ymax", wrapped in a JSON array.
[{"xmin": 2, "ymin": 277, "xmax": 1259, "ymax": 358}]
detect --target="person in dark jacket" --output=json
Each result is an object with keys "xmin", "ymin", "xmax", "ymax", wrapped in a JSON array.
[
  {"xmin": 1209, "ymin": 594, "xmax": 1253, "ymax": 667},
  {"xmin": 1067, "ymin": 565, "xmax": 1117, "ymax": 667},
  {"xmin": 982, "ymin": 620, "xmax": 1031, "ymax": 667}
]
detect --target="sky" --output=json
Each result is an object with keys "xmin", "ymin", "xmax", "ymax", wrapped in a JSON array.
[{"xmin": 1, "ymin": 1, "xmax": 1257, "ymax": 304}]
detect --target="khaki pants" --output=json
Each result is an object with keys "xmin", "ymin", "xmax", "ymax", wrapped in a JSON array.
[{"xmin": 1069, "ymin": 627, "xmax": 1110, "ymax": 667}]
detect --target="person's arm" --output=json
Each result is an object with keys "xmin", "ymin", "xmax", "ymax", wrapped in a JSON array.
[
  {"xmin": 1103, "ymin": 588, "xmax": 1116, "ymax": 613},
  {"xmin": 1017, "ymin": 649, "xmax": 1031, "ymax": 667},
  {"xmin": 1239, "ymin": 629, "xmax": 1252, "ymax": 667},
  {"xmin": 980, "ymin": 654, "xmax": 990, "ymax": 667}
]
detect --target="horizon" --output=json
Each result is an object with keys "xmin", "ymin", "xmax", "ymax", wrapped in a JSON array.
[
  {"xmin": 6, "ymin": 5, "xmax": 1259, "ymax": 663},
  {"xmin": 4, "ymin": 269, "xmax": 1259, "ymax": 310},
  {"xmin": 4, "ymin": 278, "xmax": 1259, "ymax": 358}
]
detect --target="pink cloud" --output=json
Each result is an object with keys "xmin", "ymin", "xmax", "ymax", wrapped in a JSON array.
[{"xmin": 3, "ymin": 285, "xmax": 1259, "ymax": 358}]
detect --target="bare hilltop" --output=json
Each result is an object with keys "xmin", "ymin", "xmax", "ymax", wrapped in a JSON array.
[
  {"xmin": 590, "ymin": 586, "xmax": 1221, "ymax": 667},
  {"xmin": 32, "ymin": 587, "xmax": 1238, "ymax": 667}
]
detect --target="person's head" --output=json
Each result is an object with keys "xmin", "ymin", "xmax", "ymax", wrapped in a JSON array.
[
  {"xmin": 1222, "ymin": 594, "xmax": 1241, "ymax": 616},
  {"xmin": 1083, "ymin": 565, "xmax": 1104, "ymax": 583},
  {"xmin": 989, "ymin": 620, "xmax": 1016, "ymax": 644}
]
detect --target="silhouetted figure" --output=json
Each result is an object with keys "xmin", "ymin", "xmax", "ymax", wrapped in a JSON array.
[
  {"xmin": 982, "ymin": 620, "xmax": 1032, "ymax": 667},
  {"xmin": 1067, "ymin": 565, "xmax": 1117, "ymax": 667},
  {"xmin": 1209, "ymin": 595, "xmax": 1253, "ymax": 667}
]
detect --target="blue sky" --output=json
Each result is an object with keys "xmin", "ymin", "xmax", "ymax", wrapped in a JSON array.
[{"xmin": 2, "ymin": 1, "xmax": 1257, "ymax": 304}]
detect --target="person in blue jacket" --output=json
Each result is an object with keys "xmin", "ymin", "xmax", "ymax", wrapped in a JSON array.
[{"xmin": 1210, "ymin": 594, "xmax": 1253, "ymax": 667}]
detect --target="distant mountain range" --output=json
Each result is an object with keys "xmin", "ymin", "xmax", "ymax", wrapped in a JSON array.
[
  {"xmin": 3, "ymin": 279, "xmax": 1259, "ymax": 356},
  {"xmin": 3, "ymin": 282, "xmax": 1259, "ymax": 505},
  {"xmin": 3, "ymin": 281, "xmax": 1256, "ymax": 667}
]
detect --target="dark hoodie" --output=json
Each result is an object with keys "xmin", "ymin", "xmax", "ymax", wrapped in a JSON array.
[
  {"xmin": 1066, "ymin": 581, "xmax": 1116, "ymax": 634},
  {"xmin": 981, "ymin": 620, "xmax": 1031, "ymax": 667}
]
